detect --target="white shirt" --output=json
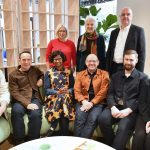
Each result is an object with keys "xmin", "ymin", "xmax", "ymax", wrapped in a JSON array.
[
  {"xmin": 0, "ymin": 70, "xmax": 10, "ymax": 104},
  {"xmin": 113, "ymin": 25, "xmax": 131, "ymax": 63}
]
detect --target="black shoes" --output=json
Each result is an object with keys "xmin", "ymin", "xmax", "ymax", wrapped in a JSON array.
[{"xmin": 46, "ymin": 129, "xmax": 54, "ymax": 137}]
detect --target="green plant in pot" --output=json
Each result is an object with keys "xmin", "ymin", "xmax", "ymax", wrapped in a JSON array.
[{"xmin": 80, "ymin": 5, "xmax": 119, "ymax": 39}]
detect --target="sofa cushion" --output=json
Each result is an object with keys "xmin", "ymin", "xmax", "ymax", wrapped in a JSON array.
[{"xmin": 0, "ymin": 117, "xmax": 10, "ymax": 143}]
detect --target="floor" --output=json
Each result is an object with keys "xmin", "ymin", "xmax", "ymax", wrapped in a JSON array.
[{"xmin": 0, "ymin": 135, "xmax": 14, "ymax": 150}]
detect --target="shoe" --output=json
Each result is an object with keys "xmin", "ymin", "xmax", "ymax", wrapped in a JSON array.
[{"xmin": 46, "ymin": 129, "xmax": 54, "ymax": 137}]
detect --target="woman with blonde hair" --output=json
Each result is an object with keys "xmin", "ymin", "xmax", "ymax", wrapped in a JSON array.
[{"xmin": 46, "ymin": 24, "xmax": 76, "ymax": 71}]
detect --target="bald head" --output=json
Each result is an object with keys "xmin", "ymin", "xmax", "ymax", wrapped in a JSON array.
[
  {"xmin": 86, "ymin": 54, "xmax": 98, "ymax": 62},
  {"xmin": 85, "ymin": 54, "xmax": 99, "ymax": 73}
]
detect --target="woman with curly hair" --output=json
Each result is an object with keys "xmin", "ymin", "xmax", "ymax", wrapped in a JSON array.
[{"xmin": 44, "ymin": 50, "xmax": 75, "ymax": 136}]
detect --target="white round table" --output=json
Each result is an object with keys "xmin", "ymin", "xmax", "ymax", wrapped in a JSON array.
[{"xmin": 9, "ymin": 136, "xmax": 115, "ymax": 150}]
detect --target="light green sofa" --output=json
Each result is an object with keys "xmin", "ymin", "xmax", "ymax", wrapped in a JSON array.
[{"xmin": 0, "ymin": 117, "xmax": 10, "ymax": 143}]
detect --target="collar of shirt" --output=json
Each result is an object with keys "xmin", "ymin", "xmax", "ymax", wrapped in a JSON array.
[
  {"xmin": 87, "ymin": 69, "xmax": 97, "ymax": 78},
  {"xmin": 120, "ymin": 24, "xmax": 131, "ymax": 31},
  {"xmin": 121, "ymin": 68, "xmax": 138, "ymax": 79}
]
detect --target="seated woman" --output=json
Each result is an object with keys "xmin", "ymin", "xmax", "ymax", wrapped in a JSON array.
[
  {"xmin": 132, "ymin": 78, "xmax": 150, "ymax": 150},
  {"xmin": 44, "ymin": 50, "xmax": 75, "ymax": 136}
]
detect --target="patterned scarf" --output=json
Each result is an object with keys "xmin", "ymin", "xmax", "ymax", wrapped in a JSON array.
[{"xmin": 79, "ymin": 30, "xmax": 98, "ymax": 55}]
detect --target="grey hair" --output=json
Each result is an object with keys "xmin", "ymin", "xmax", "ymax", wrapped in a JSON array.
[{"xmin": 85, "ymin": 16, "xmax": 97, "ymax": 29}]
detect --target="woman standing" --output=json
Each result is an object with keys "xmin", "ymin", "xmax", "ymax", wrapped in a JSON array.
[
  {"xmin": 44, "ymin": 50, "xmax": 75, "ymax": 136},
  {"xmin": 76, "ymin": 16, "xmax": 106, "ymax": 72},
  {"xmin": 46, "ymin": 24, "xmax": 76, "ymax": 70}
]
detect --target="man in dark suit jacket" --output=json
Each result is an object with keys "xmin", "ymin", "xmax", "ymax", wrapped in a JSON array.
[{"xmin": 106, "ymin": 7, "xmax": 145, "ymax": 76}]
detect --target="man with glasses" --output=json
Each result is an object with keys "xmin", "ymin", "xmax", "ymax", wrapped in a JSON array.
[
  {"xmin": 106, "ymin": 7, "xmax": 145, "ymax": 76},
  {"xmin": 74, "ymin": 54, "xmax": 109, "ymax": 138}
]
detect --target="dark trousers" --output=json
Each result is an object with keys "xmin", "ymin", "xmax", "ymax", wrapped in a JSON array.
[
  {"xmin": 132, "ymin": 116, "xmax": 150, "ymax": 150},
  {"xmin": 51, "ymin": 116, "xmax": 69, "ymax": 136},
  {"xmin": 99, "ymin": 107, "xmax": 136, "ymax": 150},
  {"xmin": 74, "ymin": 103, "xmax": 104, "ymax": 138},
  {"xmin": 11, "ymin": 98, "xmax": 42, "ymax": 143}
]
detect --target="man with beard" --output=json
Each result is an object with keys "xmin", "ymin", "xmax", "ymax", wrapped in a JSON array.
[{"xmin": 98, "ymin": 50, "xmax": 148, "ymax": 150}]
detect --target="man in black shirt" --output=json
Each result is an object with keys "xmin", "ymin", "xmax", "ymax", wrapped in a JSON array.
[{"xmin": 99, "ymin": 50, "xmax": 148, "ymax": 150}]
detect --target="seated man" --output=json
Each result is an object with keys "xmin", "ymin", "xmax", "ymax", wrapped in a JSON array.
[
  {"xmin": 132, "ymin": 78, "xmax": 150, "ymax": 150},
  {"xmin": 0, "ymin": 69, "xmax": 10, "ymax": 117},
  {"xmin": 99, "ymin": 50, "xmax": 148, "ymax": 150},
  {"xmin": 74, "ymin": 54, "xmax": 109, "ymax": 138},
  {"xmin": 9, "ymin": 51, "xmax": 43, "ymax": 145}
]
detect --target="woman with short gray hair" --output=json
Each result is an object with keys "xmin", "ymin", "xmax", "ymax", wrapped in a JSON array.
[{"xmin": 76, "ymin": 16, "xmax": 106, "ymax": 72}]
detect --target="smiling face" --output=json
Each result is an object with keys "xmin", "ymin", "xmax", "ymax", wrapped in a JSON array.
[
  {"xmin": 120, "ymin": 7, "xmax": 133, "ymax": 28},
  {"xmin": 57, "ymin": 26, "xmax": 67, "ymax": 41},
  {"xmin": 123, "ymin": 54, "xmax": 138, "ymax": 71},
  {"xmin": 86, "ymin": 54, "xmax": 99, "ymax": 73},
  {"xmin": 19, "ymin": 53, "xmax": 32, "ymax": 71},
  {"xmin": 85, "ymin": 18, "xmax": 96, "ymax": 33},
  {"xmin": 53, "ymin": 55, "xmax": 63, "ymax": 68}
]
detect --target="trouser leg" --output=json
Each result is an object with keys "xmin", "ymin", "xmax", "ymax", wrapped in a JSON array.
[
  {"xmin": 145, "ymin": 132, "xmax": 150, "ymax": 150},
  {"xmin": 74, "ymin": 103, "xmax": 88, "ymax": 137},
  {"xmin": 11, "ymin": 103, "xmax": 26, "ymax": 143},
  {"xmin": 81, "ymin": 104, "xmax": 104, "ymax": 138},
  {"xmin": 27, "ymin": 98, "xmax": 42, "ymax": 140},
  {"xmin": 59, "ymin": 116, "xmax": 69, "ymax": 136},
  {"xmin": 112, "ymin": 113, "xmax": 137, "ymax": 150},
  {"xmin": 99, "ymin": 107, "xmax": 116, "ymax": 146},
  {"xmin": 132, "ymin": 116, "xmax": 146, "ymax": 150}
]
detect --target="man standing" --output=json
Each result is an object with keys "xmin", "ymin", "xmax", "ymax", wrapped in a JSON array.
[
  {"xmin": 106, "ymin": 7, "xmax": 145, "ymax": 76},
  {"xmin": 74, "ymin": 54, "xmax": 109, "ymax": 138},
  {"xmin": 99, "ymin": 50, "xmax": 148, "ymax": 150},
  {"xmin": 9, "ymin": 51, "xmax": 43, "ymax": 145}
]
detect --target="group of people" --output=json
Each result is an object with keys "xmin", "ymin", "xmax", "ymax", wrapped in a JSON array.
[{"xmin": 0, "ymin": 6, "xmax": 149, "ymax": 150}]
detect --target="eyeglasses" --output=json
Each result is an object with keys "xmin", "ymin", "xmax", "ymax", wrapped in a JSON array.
[{"xmin": 53, "ymin": 57, "xmax": 62, "ymax": 62}]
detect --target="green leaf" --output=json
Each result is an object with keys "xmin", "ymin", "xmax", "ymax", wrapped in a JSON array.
[
  {"xmin": 89, "ymin": 5, "xmax": 101, "ymax": 16},
  {"xmin": 101, "ymin": 14, "xmax": 118, "ymax": 32},
  {"xmin": 96, "ymin": 22, "xmax": 102, "ymax": 33},
  {"xmin": 80, "ymin": 19, "xmax": 85, "ymax": 26},
  {"xmin": 80, "ymin": 7, "xmax": 89, "ymax": 18}
]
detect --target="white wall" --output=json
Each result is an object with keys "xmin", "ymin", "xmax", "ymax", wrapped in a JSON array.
[{"xmin": 117, "ymin": 0, "xmax": 150, "ymax": 75}]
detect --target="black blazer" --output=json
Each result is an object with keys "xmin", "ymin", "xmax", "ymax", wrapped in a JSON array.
[
  {"xmin": 139, "ymin": 79, "xmax": 150, "ymax": 123},
  {"xmin": 76, "ymin": 34, "xmax": 106, "ymax": 72},
  {"xmin": 106, "ymin": 24, "xmax": 146, "ymax": 75}
]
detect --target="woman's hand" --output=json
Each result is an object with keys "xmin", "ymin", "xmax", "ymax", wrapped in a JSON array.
[{"xmin": 58, "ymin": 87, "xmax": 68, "ymax": 94}]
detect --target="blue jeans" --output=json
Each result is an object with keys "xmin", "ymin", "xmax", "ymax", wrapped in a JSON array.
[
  {"xmin": 74, "ymin": 103, "xmax": 104, "ymax": 138},
  {"xmin": 11, "ymin": 98, "xmax": 42, "ymax": 143}
]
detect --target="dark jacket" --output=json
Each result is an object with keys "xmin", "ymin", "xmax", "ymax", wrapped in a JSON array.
[
  {"xmin": 76, "ymin": 34, "xmax": 106, "ymax": 72},
  {"xmin": 139, "ymin": 78, "xmax": 150, "ymax": 123},
  {"xmin": 9, "ymin": 66, "xmax": 43, "ymax": 107},
  {"xmin": 107, "ymin": 69, "xmax": 148, "ymax": 112},
  {"xmin": 106, "ymin": 24, "xmax": 145, "ymax": 75}
]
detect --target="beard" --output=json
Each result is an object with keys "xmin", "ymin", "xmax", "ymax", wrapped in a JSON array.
[{"xmin": 124, "ymin": 64, "xmax": 135, "ymax": 71}]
